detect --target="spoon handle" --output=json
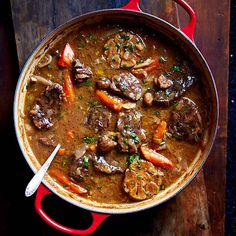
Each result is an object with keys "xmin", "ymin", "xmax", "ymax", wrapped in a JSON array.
[{"xmin": 25, "ymin": 144, "xmax": 61, "ymax": 197}]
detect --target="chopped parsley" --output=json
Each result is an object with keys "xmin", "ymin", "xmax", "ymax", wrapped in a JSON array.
[
  {"xmin": 137, "ymin": 175, "xmax": 142, "ymax": 180},
  {"xmin": 83, "ymin": 136, "xmax": 97, "ymax": 144},
  {"xmin": 83, "ymin": 156, "xmax": 89, "ymax": 168},
  {"xmin": 127, "ymin": 154, "xmax": 140, "ymax": 165},
  {"xmin": 172, "ymin": 101, "xmax": 179, "ymax": 109},
  {"xmin": 86, "ymin": 185, "xmax": 91, "ymax": 190},
  {"xmin": 124, "ymin": 139, "xmax": 129, "ymax": 145},
  {"xmin": 172, "ymin": 65, "xmax": 181, "ymax": 72},
  {"xmin": 89, "ymin": 34, "xmax": 94, "ymax": 40},
  {"xmin": 78, "ymin": 95, "xmax": 84, "ymax": 100},
  {"xmin": 120, "ymin": 34, "xmax": 130, "ymax": 40},
  {"xmin": 123, "ymin": 44, "xmax": 129, "ymax": 51},
  {"xmin": 81, "ymin": 79, "xmax": 93, "ymax": 87},
  {"xmin": 153, "ymin": 111, "xmax": 161, "ymax": 117},
  {"xmin": 61, "ymin": 159, "xmax": 67, "ymax": 168},
  {"xmin": 129, "ymin": 42, "xmax": 135, "ymax": 52},
  {"xmin": 164, "ymin": 90, "xmax": 171, "ymax": 97},
  {"xmin": 130, "ymin": 132, "xmax": 140, "ymax": 144},
  {"xmin": 124, "ymin": 124, "xmax": 130, "ymax": 129},
  {"xmin": 88, "ymin": 99, "xmax": 102, "ymax": 108},
  {"xmin": 47, "ymin": 64, "xmax": 53, "ymax": 69},
  {"xmin": 115, "ymin": 42, "xmax": 121, "ymax": 48}
]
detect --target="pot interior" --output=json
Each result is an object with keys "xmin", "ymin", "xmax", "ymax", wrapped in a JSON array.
[{"xmin": 14, "ymin": 10, "xmax": 218, "ymax": 214}]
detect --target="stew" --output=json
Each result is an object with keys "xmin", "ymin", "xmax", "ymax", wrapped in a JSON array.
[{"xmin": 23, "ymin": 23, "xmax": 209, "ymax": 204}]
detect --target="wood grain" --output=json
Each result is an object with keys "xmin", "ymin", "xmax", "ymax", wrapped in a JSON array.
[{"xmin": 9, "ymin": 0, "xmax": 229, "ymax": 235}]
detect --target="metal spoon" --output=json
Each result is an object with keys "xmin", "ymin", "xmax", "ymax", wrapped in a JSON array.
[{"xmin": 25, "ymin": 144, "xmax": 61, "ymax": 197}]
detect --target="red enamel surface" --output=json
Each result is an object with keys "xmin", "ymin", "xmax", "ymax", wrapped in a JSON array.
[{"xmin": 35, "ymin": 184, "xmax": 110, "ymax": 235}]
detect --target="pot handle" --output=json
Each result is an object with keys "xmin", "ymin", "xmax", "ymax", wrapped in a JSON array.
[
  {"xmin": 35, "ymin": 184, "xmax": 110, "ymax": 235},
  {"xmin": 122, "ymin": 0, "xmax": 196, "ymax": 41}
]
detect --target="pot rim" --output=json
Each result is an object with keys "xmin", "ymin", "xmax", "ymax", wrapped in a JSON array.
[{"xmin": 14, "ymin": 8, "xmax": 219, "ymax": 214}]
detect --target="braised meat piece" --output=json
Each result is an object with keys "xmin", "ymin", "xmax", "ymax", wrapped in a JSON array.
[
  {"xmin": 153, "ymin": 75, "xmax": 196, "ymax": 107},
  {"xmin": 168, "ymin": 97, "xmax": 203, "ymax": 143},
  {"xmin": 98, "ymin": 132, "xmax": 117, "ymax": 153},
  {"xmin": 123, "ymin": 160, "xmax": 161, "ymax": 200},
  {"xmin": 69, "ymin": 147, "xmax": 90, "ymax": 182},
  {"xmin": 29, "ymin": 83, "xmax": 65, "ymax": 130},
  {"xmin": 38, "ymin": 136, "xmax": 56, "ymax": 147},
  {"xmin": 96, "ymin": 77, "xmax": 111, "ymax": 89},
  {"xmin": 154, "ymin": 74, "xmax": 173, "ymax": 89},
  {"xmin": 110, "ymin": 73, "xmax": 142, "ymax": 101},
  {"xmin": 73, "ymin": 59, "xmax": 93, "ymax": 83},
  {"xmin": 86, "ymin": 106, "xmax": 112, "ymax": 133},
  {"xmin": 117, "ymin": 110, "xmax": 146, "ymax": 153},
  {"xmin": 92, "ymin": 155, "xmax": 123, "ymax": 174}
]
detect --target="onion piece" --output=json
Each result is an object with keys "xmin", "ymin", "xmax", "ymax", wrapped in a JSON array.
[
  {"xmin": 133, "ymin": 58, "xmax": 154, "ymax": 69},
  {"xmin": 38, "ymin": 54, "xmax": 52, "ymax": 68},
  {"xmin": 74, "ymin": 144, "xmax": 88, "ymax": 159},
  {"xmin": 122, "ymin": 102, "xmax": 136, "ymax": 109},
  {"xmin": 30, "ymin": 75, "xmax": 53, "ymax": 86}
]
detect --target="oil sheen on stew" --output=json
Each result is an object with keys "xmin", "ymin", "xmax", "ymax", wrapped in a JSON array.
[{"xmin": 24, "ymin": 23, "xmax": 209, "ymax": 204}]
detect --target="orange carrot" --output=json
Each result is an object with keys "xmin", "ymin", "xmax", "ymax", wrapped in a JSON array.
[
  {"xmin": 140, "ymin": 146, "xmax": 174, "ymax": 169},
  {"xmin": 50, "ymin": 168, "xmax": 87, "ymax": 194},
  {"xmin": 153, "ymin": 121, "xmax": 167, "ymax": 145},
  {"xmin": 145, "ymin": 57, "xmax": 160, "ymax": 72},
  {"xmin": 50, "ymin": 169, "xmax": 71, "ymax": 186},
  {"xmin": 58, "ymin": 43, "xmax": 75, "ymax": 68},
  {"xmin": 88, "ymin": 143, "xmax": 97, "ymax": 152},
  {"xmin": 57, "ymin": 148, "xmax": 66, "ymax": 156},
  {"xmin": 69, "ymin": 182, "xmax": 87, "ymax": 194},
  {"xmin": 63, "ymin": 71, "xmax": 75, "ymax": 102},
  {"xmin": 67, "ymin": 130, "xmax": 75, "ymax": 139},
  {"xmin": 96, "ymin": 90, "xmax": 123, "ymax": 112}
]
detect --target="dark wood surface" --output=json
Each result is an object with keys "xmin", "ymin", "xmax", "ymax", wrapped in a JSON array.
[{"xmin": 1, "ymin": 0, "xmax": 229, "ymax": 235}]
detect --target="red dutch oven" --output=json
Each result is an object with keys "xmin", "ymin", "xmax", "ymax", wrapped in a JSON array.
[{"xmin": 14, "ymin": 0, "xmax": 219, "ymax": 235}]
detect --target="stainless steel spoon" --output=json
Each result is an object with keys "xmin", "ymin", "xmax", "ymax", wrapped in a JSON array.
[{"xmin": 25, "ymin": 144, "xmax": 61, "ymax": 197}]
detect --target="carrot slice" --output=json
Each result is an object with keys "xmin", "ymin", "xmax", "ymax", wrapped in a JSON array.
[
  {"xmin": 153, "ymin": 121, "xmax": 167, "ymax": 145},
  {"xmin": 140, "ymin": 146, "xmax": 174, "ymax": 169},
  {"xmin": 67, "ymin": 130, "xmax": 75, "ymax": 139},
  {"xmin": 63, "ymin": 71, "xmax": 75, "ymax": 102},
  {"xmin": 50, "ymin": 169, "xmax": 71, "ymax": 186},
  {"xmin": 50, "ymin": 169, "xmax": 87, "ymax": 194},
  {"xmin": 58, "ymin": 43, "xmax": 75, "ymax": 68},
  {"xmin": 96, "ymin": 90, "xmax": 123, "ymax": 112},
  {"xmin": 145, "ymin": 56, "xmax": 160, "ymax": 72},
  {"xmin": 57, "ymin": 148, "xmax": 66, "ymax": 156}
]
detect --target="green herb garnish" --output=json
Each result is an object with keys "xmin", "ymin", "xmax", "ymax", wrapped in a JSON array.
[
  {"xmin": 127, "ymin": 154, "xmax": 140, "ymax": 165},
  {"xmin": 124, "ymin": 124, "xmax": 130, "ymax": 129},
  {"xmin": 104, "ymin": 44, "xmax": 110, "ymax": 50},
  {"xmin": 83, "ymin": 136, "xmax": 97, "ymax": 144},
  {"xmin": 153, "ymin": 111, "xmax": 161, "ymax": 117},
  {"xmin": 172, "ymin": 65, "xmax": 181, "ymax": 72},
  {"xmin": 86, "ymin": 185, "xmax": 91, "ymax": 190},
  {"xmin": 120, "ymin": 34, "xmax": 130, "ymax": 40},
  {"xmin": 115, "ymin": 42, "xmax": 121, "ymax": 48},
  {"xmin": 78, "ymin": 95, "xmax": 84, "ymax": 100},
  {"xmin": 130, "ymin": 132, "xmax": 140, "ymax": 144},
  {"xmin": 83, "ymin": 156, "xmax": 89, "ymax": 168},
  {"xmin": 47, "ymin": 64, "xmax": 53, "ymax": 69},
  {"xmin": 129, "ymin": 42, "xmax": 135, "ymax": 52},
  {"xmin": 89, "ymin": 34, "xmax": 94, "ymax": 40},
  {"xmin": 81, "ymin": 79, "xmax": 92, "ymax": 87}
]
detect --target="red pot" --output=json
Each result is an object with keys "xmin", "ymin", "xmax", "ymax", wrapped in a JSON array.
[{"xmin": 14, "ymin": 0, "xmax": 218, "ymax": 235}]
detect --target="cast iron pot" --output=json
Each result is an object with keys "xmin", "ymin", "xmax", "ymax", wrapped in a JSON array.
[{"xmin": 14, "ymin": 0, "xmax": 219, "ymax": 234}]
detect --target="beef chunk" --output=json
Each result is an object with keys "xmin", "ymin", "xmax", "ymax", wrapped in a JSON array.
[
  {"xmin": 154, "ymin": 74, "xmax": 173, "ymax": 89},
  {"xmin": 168, "ymin": 97, "xmax": 203, "ymax": 143},
  {"xmin": 117, "ymin": 110, "xmax": 146, "ymax": 153},
  {"xmin": 110, "ymin": 73, "xmax": 142, "ymax": 101},
  {"xmin": 69, "ymin": 150, "xmax": 90, "ymax": 182},
  {"xmin": 123, "ymin": 160, "xmax": 161, "ymax": 200},
  {"xmin": 73, "ymin": 59, "xmax": 93, "ymax": 83},
  {"xmin": 153, "ymin": 75, "xmax": 196, "ymax": 107},
  {"xmin": 86, "ymin": 107, "xmax": 111, "ymax": 133},
  {"xmin": 92, "ymin": 155, "xmax": 123, "ymax": 174},
  {"xmin": 98, "ymin": 132, "xmax": 117, "ymax": 153},
  {"xmin": 96, "ymin": 77, "xmax": 111, "ymax": 89},
  {"xmin": 29, "ymin": 83, "xmax": 65, "ymax": 130},
  {"xmin": 38, "ymin": 136, "xmax": 55, "ymax": 147}
]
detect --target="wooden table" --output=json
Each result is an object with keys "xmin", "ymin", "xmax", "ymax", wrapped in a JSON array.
[{"xmin": 0, "ymin": 0, "xmax": 229, "ymax": 235}]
